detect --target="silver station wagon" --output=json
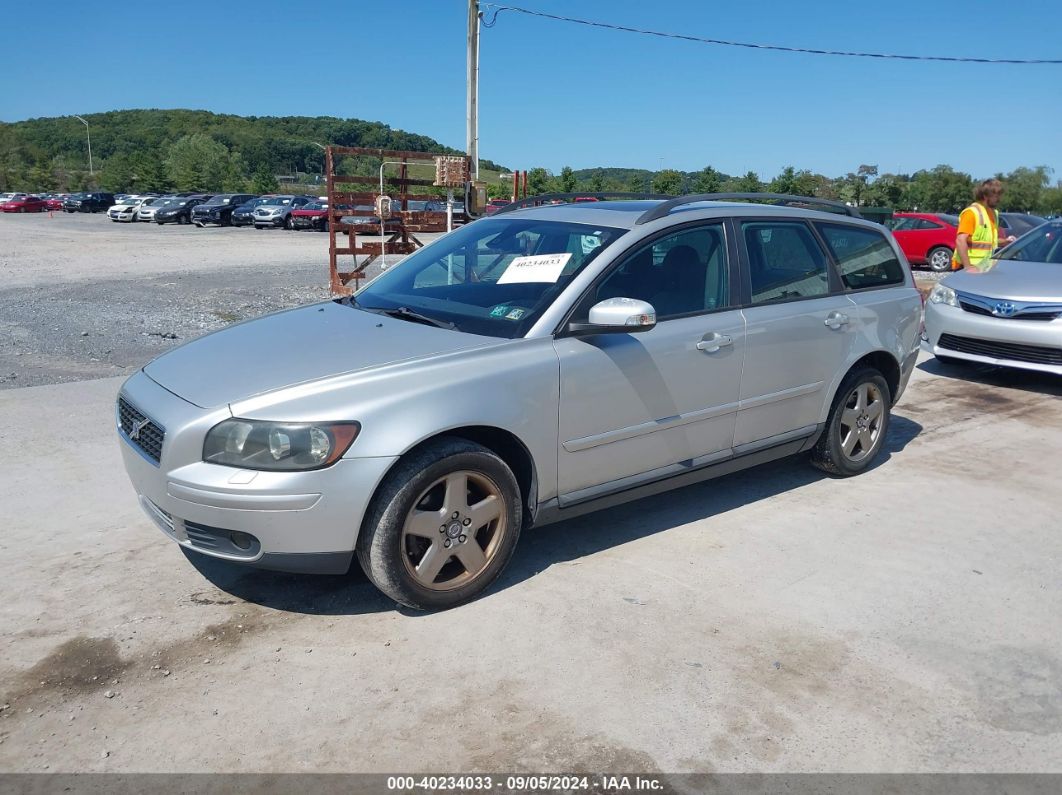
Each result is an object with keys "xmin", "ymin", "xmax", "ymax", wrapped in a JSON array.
[{"xmin": 117, "ymin": 193, "xmax": 922, "ymax": 609}]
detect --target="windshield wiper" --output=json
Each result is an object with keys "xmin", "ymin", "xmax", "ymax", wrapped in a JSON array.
[
  {"xmin": 340, "ymin": 299, "xmax": 456, "ymax": 330},
  {"xmin": 379, "ymin": 306, "xmax": 456, "ymax": 330}
]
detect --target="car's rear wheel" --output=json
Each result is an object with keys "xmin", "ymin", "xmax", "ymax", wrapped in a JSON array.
[
  {"xmin": 357, "ymin": 438, "xmax": 522, "ymax": 610},
  {"xmin": 927, "ymin": 246, "xmax": 953, "ymax": 272},
  {"xmin": 811, "ymin": 368, "xmax": 891, "ymax": 477}
]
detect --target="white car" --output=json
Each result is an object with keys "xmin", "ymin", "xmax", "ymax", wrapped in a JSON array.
[
  {"xmin": 137, "ymin": 196, "xmax": 175, "ymax": 222},
  {"xmin": 109, "ymin": 196, "xmax": 155, "ymax": 223}
]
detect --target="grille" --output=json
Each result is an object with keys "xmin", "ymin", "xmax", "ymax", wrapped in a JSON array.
[
  {"xmin": 938, "ymin": 334, "xmax": 1062, "ymax": 365},
  {"xmin": 960, "ymin": 301, "xmax": 1062, "ymax": 322},
  {"xmin": 117, "ymin": 396, "xmax": 165, "ymax": 464}
]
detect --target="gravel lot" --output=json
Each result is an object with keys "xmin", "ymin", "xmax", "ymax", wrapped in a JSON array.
[
  {"xmin": 0, "ymin": 213, "xmax": 431, "ymax": 389},
  {"xmin": 1, "ymin": 209, "xmax": 1059, "ymax": 776}
]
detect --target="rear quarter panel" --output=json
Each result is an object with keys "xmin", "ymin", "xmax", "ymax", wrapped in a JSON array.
[{"xmin": 828, "ymin": 286, "xmax": 923, "ymax": 414}]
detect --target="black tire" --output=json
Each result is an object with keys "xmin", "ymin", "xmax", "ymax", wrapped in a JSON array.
[
  {"xmin": 927, "ymin": 246, "xmax": 953, "ymax": 273},
  {"xmin": 811, "ymin": 367, "xmax": 891, "ymax": 477},
  {"xmin": 356, "ymin": 437, "xmax": 522, "ymax": 610},
  {"xmin": 177, "ymin": 214, "xmax": 188, "ymax": 226},
  {"xmin": 284, "ymin": 215, "xmax": 294, "ymax": 230}
]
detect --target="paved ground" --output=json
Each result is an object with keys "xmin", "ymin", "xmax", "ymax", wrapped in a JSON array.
[
  {"xmin": 1, "ymin": 210, "xmax": 1060, "ymax": 774},
  {"xmin": 1, "ymin": 359, "xmax": 1060, "ymax": 773},
  {"xmin": 0, "ymin": 213, "xmax": 428, "ymax": 388}
]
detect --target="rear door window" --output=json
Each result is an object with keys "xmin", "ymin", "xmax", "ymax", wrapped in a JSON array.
[
  {"xmin": 741, "ymin": 221, "xmax": 830, "ymax": 304},
  {"xmin": 816, "ymin": 223, "xmax": 906, "ymax": 290}
]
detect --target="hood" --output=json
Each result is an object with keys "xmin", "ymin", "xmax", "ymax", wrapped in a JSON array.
[
  {"xmin": 944, "ymin": 260, "xmax": 1062, "ymax": 303},
  {"xmin": 143, "ymin": 301, "xmax": 500, "ymax": 409}
]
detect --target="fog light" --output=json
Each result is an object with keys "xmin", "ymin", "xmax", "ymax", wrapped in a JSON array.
[{"xmin": 229, "ymin": 531, "xmax": 254, "ymax": 551}]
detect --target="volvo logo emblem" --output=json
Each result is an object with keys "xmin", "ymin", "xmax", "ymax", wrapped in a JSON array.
[
  {"xmin": 129, "ymin": 418, "xmax": 151, "ymax": 441},
  {"xmin": 992, "ymin": 301, "xmax": 1017, "ymax": 317}
]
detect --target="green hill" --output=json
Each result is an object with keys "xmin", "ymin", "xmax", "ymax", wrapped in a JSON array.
[{"xmin": 0, "ymin": 108, "xmax": 507, "ymax": 193}]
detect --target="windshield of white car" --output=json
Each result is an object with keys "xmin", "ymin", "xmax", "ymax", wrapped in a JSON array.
[
  {"xmin": 997, "ymin": 221, "xmax": 1062, "ymax": 264},
  {"xmin": 350, "ymin": 218, "xmax": 626, "ymax": 338},
  {"xmin": 262, "ymin": 197, "xmax": 293, "ymax": 206}
]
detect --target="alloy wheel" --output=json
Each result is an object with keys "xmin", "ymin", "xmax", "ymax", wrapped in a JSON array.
[
  {"xmin": 838, "ymin": 382, "xmax": 884, "ymax": 462},
  {"xmin": 400, "ymin": 470, "xmax": 508, "ymax": 591},
  {"xmin": 929, "ymin": 248, "xmax": 952, "ymax": 272}
]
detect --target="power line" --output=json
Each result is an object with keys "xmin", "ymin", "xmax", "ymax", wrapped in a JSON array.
[{"xmin": 480, "ymin": 4, "xmax": 1062, "ymax": 65}]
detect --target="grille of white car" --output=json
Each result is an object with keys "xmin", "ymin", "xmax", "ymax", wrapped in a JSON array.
[{"xmin": 938, "ymin": 334, "xmax": 1062, "ymax": 365}]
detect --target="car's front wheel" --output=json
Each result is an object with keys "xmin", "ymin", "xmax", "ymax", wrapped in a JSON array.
[
  {"xmin": 811, "ymin": 367, "xmax": 891, "ymax": 477},
  {"xmin": 357, "ymin": 438, "xmax": 522, "ymax": 610},
  {"xmin": 927, "ymin": 246, "xmax": 953, "ymax": 272},
  {"xmin": 284, "ymin": 215, "xmax": 294, "ymax": 230}
]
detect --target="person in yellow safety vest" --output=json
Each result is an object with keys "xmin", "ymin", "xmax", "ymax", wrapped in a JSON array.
[{"xmin": 952, "ymin": 178, "xmax": 1017, "ymax": 272}]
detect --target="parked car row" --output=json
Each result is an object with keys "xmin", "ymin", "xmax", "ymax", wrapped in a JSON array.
[
  {"xmin": 887, "ymin": 211, "xmax": 1049, "ymax": 272},
  {"xmin": 0, "ymin": 190, "xmax": 414, "ymax": 232}
]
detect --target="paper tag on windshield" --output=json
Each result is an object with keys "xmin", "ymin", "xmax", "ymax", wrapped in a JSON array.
[{"xmin": 496, "ymin": 253, "xmax": 572, "ymax": 284}]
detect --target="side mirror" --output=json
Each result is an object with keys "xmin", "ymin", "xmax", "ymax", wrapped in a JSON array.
[{"xmin": 569, "ymin": 297, "xmax": 657, "ymax": 335}]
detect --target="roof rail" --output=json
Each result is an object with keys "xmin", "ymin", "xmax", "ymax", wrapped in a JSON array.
[
  {"xmin": 491, "ymin": 192, "xmax": 672, "ymax": 216},
  {"xmin": 635, "ymin": 193, "xmax": 862, "ymax": 225}
]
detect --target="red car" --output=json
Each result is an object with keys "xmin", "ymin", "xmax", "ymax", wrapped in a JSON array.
[
  {"xmin": 484, "ymin": 198, "xmax": 510, "ymax": 215},
  {"xmin": 1, "ymin": 195, "xmax": 47, "ymax": 213},
  {"xmin": 888, "ymin": 212, "xmax": 960, "ymax": 272},
  {"xmin": 290, "ymin": 201, "xmax": 334, "ymax": 231},
  {"xmin": 43, "ymin": 195, "xmax": 66, "ymax": 211}
]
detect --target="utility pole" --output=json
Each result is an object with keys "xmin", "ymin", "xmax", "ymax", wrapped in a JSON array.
[
  {"xmin": 73, "ymin": 115, "xmax": 93, "ymax": 177},
  {"xmin": 466, "ymin": 0, "xmax": 480, "ymax": 182}
]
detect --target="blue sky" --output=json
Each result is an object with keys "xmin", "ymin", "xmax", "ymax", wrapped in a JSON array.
[{"xmin": 2, "ymin": 0, "xmax": 1059, "ymax": 179}]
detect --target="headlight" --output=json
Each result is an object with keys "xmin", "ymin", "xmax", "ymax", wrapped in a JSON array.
[
  {"xmin": 928, "ymin": 283, "xmax": 959, "ymax": 307},
  {"xmin": 203, "ymin": 419, "xmax": 360, "ymax": 471}
]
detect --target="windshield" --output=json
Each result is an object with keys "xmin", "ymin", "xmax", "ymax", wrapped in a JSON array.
[
  {"xmin": 351, "ymin": 218, "xmax": 626, "ymax": 338},
  {"xmin": 263, "ymin": 196, "xmax": 293, "ymax": 206},
  {"xmin": 303, "ymin": 202, "xmax": 327, "ymax": 210},
  {"xmin": 997, "ymin": 222, "xmax": 1062, "ymax": 264},
  {"xmin": 204, "ymin": 195, "xmax": 232, "ymax": 206}
]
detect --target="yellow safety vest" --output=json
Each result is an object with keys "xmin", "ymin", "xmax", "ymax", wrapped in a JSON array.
[{"xmin": 952, "ymin": 202, "xmax": 998, "ymax": 270}]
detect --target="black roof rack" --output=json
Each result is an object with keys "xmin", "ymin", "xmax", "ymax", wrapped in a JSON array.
[
  {"xmin": 491, "ymin": 192, "xmax": 672, "ymax": 216},
  {"xmin": 634, "ymin": 193, "xmax": 862, "ymax": 225}
]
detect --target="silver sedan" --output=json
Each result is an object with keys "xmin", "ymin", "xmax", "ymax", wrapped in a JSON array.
[{"xmin": 923, "ymin": 220, "xmax": 1062, "ymax": 375}]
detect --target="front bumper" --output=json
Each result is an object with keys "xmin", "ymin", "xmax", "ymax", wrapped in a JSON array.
[
  {"xmin": 117, "ymin": 371, "xmax": 397, "ymax": 573},
  {"xmin": 109, "ymin": 209, "xmax": 137, "ymax": 221},
  {"xmin": 253, "ymin": 215, "xmax": 285, "ymax": 227},
  {"xmin": 923, "ymin": 301, "xmax": 1062, "ymax": 375}
]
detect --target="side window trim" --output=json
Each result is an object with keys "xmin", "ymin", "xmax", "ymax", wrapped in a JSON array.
[
  {"xmin": 735, "ymin": 216, "xmax": 843, "ymax": 309},
  {"xmin": 553, "ymin": 219, "xmax": 737, "ymax": 336}
]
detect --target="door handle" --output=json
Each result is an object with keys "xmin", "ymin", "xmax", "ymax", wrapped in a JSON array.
[
  {"xmin": 824, "ymin": 311, "xmax": 850, "ymax": 330},
  {"xmin": 696, "ymin": 333, "xmax": 733, "ymax": 353}
]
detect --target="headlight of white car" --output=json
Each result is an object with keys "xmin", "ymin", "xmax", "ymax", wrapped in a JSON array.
[
  {"xmin": 928, "ymin": 283, "xmax": 959, "ymax": 307},
  {"xmin": 203, "ymin": 419, "xmax": 360, "ymax": 471}
]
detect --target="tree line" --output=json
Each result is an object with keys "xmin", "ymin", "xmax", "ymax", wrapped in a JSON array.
[
  {"xmin": 0, "ymin": 109, "xmax": 504, "ymax": 195},
  {"xmin": 1, "ymin": 110, "xmax": 1058, "ymax": 214},
  {"xmin": 516, "ymin": 163, "xmax": 1061, "ymax": 215}
]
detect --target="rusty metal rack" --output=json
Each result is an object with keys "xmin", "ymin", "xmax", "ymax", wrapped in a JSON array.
[{"xmin": 325, "ymin": 146, "xmax": 471, "ymax": 295}]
